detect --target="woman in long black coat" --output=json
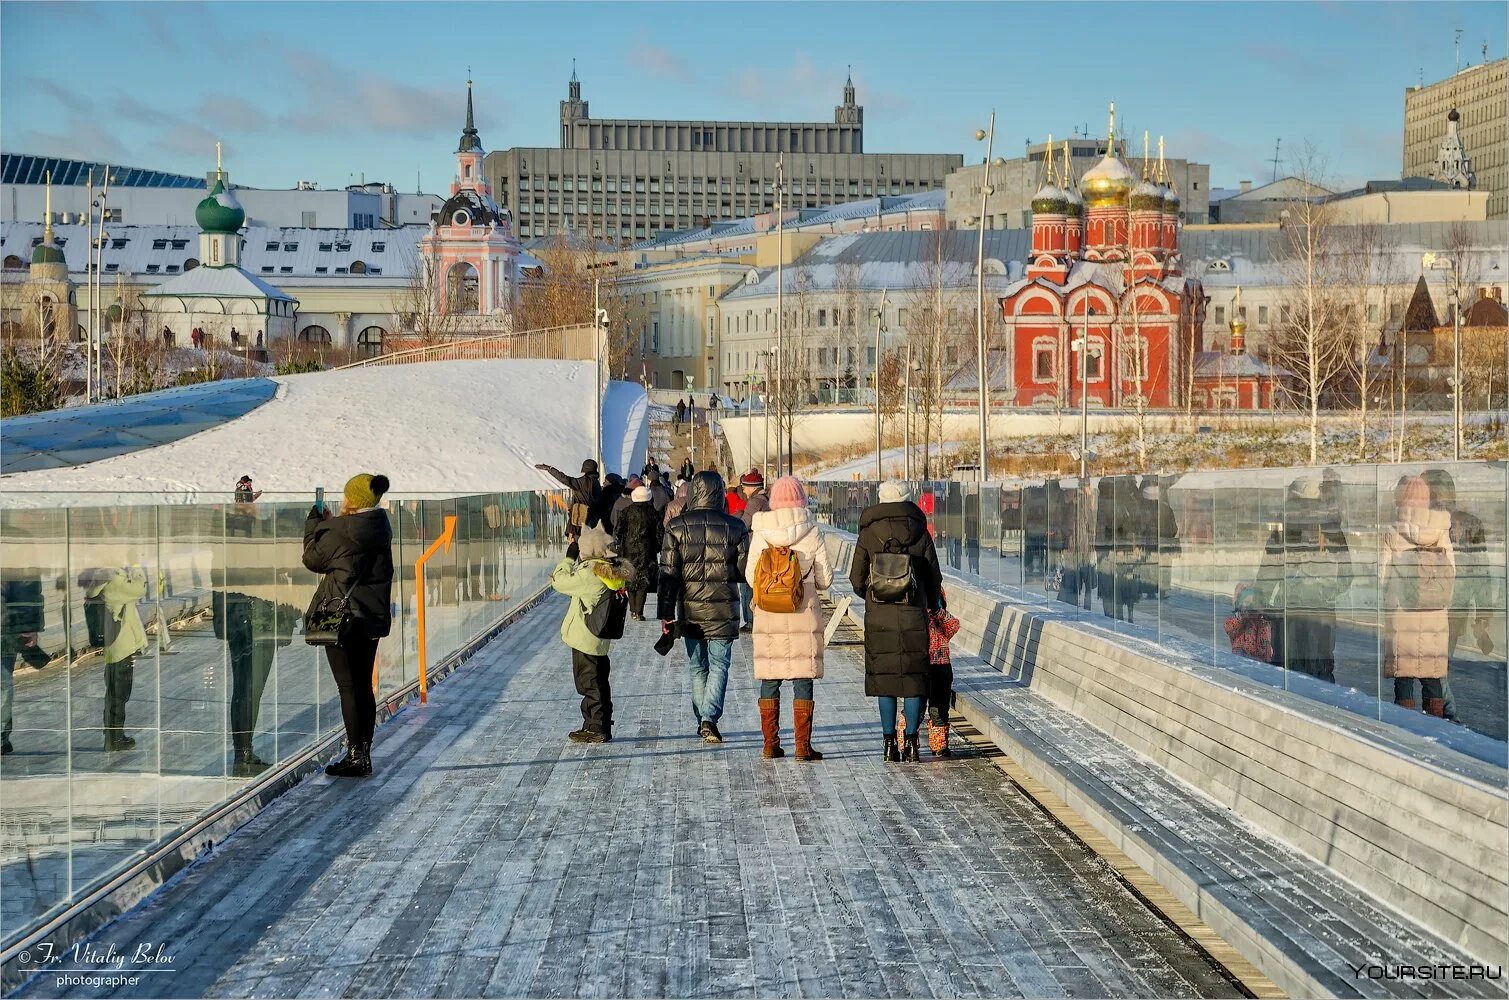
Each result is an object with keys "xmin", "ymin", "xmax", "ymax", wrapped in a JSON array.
[
  {"xmin": 614, "ymin": 486, "xmax": 661, "ymax": 620},
  {"xmin": 849, "ymin": 481, "xmax": 943, "ymax": 762}
]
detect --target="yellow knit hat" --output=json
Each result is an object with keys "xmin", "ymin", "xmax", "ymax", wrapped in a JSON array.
[{"xmin": 343, "ymin": 473, "xmax": 378, "ymax": 510}]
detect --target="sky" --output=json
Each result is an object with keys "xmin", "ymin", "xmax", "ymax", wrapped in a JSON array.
[{"xmin": 1, "ymin": 1, "xmax": 1503, "ymax": 195}]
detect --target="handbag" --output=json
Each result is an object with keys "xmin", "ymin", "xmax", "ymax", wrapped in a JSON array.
[
  {"xmin": 304, "ymin": 557, "xmax": 367, "ymax": 647},
  {"xmin": 928, "ymin": 608, "xmax": 960, "ymax": 666},
  {"xmin": 584, "ymin": 587, "xmax": 628, "ymax": 640}
]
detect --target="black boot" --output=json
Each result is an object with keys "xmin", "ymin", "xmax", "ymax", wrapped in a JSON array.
[
  {"xmin": 104, "ymin": 729, "xmax": 137, "ymax": 752},
  {"xmin": 325, "ymin": 742, "xmax": 370, "ymax": 777},
  {"xmin": 901, "ymin": 734, "xmax": 920, "ymax": 762},
  {"xmin": 883, "ymin": 735, "xmax": 900, "ymax": 762},
  {"xmin": 233, "ymin": 747, "xmax": 269, "ymax": 777}
]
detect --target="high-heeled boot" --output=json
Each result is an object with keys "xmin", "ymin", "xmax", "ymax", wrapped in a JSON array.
[{"xmin": 883, "ymin": 735, "xmax": 900, "ymax": 762}]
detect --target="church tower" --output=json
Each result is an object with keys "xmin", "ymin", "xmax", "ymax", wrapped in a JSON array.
[
  {"xmin": 1432, "ymin": 107, "xmax": 1476, "ymax": 189},
  {"xmin": 835, "ymin": 68, "xmax": 863, "ymax": 126},
  {"xmin": 195, "ymin": 144, "xmax": 245, "ymax": 268},
  {"xmin": 560, "ymin": 61, "xmax": 589, "ymax": 147},
  {"xmin": 26, "ymin": 171, "xmax": 77, "ymax": 342}
]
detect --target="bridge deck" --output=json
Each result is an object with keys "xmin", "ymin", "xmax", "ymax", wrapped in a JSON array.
[{"xmin": 16, "ymin": 597, "xmax": 1240, "ymax": 999}]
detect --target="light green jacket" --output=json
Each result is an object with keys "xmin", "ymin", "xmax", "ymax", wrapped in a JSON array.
[
  {"xmin": 88, "ymin": 569, "xmax": 148, "ymax": 665},
  {"xmin": 550, "ymin": 557, "xmax": 628, "ymax": 655}
]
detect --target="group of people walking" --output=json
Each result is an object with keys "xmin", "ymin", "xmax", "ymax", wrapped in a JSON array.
[{"xmin": 545, "ymin": 459, "xmax": 955, "ymax": 762}]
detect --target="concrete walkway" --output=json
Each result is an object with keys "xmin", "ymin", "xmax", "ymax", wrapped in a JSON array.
[{"xmin": 15, "ymin": 597, "xmax": 1241, "ymax": 999}]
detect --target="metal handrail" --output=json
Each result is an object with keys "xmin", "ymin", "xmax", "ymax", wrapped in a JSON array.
[{"xmin": 332, "ymin": 324, "xmax": 594, "ymax": 370}]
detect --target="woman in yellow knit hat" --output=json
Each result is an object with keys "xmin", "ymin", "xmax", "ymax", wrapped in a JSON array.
[{"xmin": 302, "ymin": 473, "xmax": 393, "ymax": 776}]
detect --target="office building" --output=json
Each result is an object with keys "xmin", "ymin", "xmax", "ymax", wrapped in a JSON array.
[
  {"xmin": 1403, "ymin": 58, "xmax": 1507, "ymax": 218},
  {"xmin": 485, "ymin": 69, "xmax": 962, "ymax": 243}
]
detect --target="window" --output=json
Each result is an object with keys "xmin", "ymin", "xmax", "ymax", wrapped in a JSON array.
[
  {"xmin": 371, "ymin": 241, "xmax": 386, "ymax": 252},
  {"xmin": 897, "ymin": 308, "xmax": 909, "ymax": 326},
  {"xmin": 1034, "ymin": 345, "xmax": 1054, "ymax": 381},
  {"xmin": 265, "ymin": 241, "xmax": 280, "ymax": 252},
  {"xmin": 1213, "ymin": 306, "xmax": 1226, "ymax": 325},
  {"xmin": 817, "ymin": 309, "xmax": 827, "ymax": 327},
  {"xmin": 165, "ymin": 264, "xmax": 180, "ymax": 273},
  {"xmin": 145, "ymin": 263, "xmax": 160, "ymax": 273},
  {"xmin": 319, "ymin": 242, "xmax": 334, "ymax": 252},
  {"xmin": 315, "ymin": 266, "xmax": 328, "ymax": 273},
  {"xmin": 104, "ymin": 262, "xmax": 119, "ymax": 272},
  {"xmin": 1367, "ymin": 303, "xmax": 1379, "ymax": 323},
  {"xmin": 1085, "ymin": 343, "xmax": 1103, "ymax": 381},
  {"xmin": 945, "ymin": 345, "xmax": 957, "ymax": 365},
  {"xmin": 283, "ymin": 243, "xmax": 297, "ymax": 252},
  {"xmin": 1257, "ymin": 305, "xmax": 1269, "ymax": 325},
  {"xmin": 111, "ymin": 238, "xmax": 128, "ymax": 249},
  {"xmin": 280, "ymin": 265, "xmax": 293, "ymax": 274},
  {"xmin": 261, "ymin": 265, "xmax": 275, "ymax": 273},
  {"xmin": 152, "ymin": 239, "xmax": 168, "ymax": 250},
  {"xmin": 170, "ymin": 239, "xmax": 188, "ymax": 250}
]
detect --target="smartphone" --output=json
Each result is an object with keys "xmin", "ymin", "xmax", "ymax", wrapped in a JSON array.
[{"xmin": 314, "ymin": 487, "xmax": 325, "ymax": 514}]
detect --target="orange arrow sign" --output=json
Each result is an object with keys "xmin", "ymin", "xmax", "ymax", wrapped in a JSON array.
[{"xmin": 412, "ymin": 514, "xmax": 458, "ymax": 704}]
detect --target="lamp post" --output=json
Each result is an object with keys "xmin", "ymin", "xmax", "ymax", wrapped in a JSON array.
[
  {"xmin": 872, "ymin": 288, "xmax": 889, "ymax": 480},
  {"xmin": 1070, "ymin": 297, "xmax": 1096, "ymax": 479},
  {"xmin": 757, "ymin": 349, "xmax": 772, "ymax": 479},
  {"xmin": 904, "ymin": 341, "xmax": 919, "ymax": 480},
  {"xmin": 586, "ymin": 259, "xmax": 616, "ymax": 472},
  {"xmin": 774, "ymin": 155, "xmax": 786, "ymax": 476},
  {"xmin": 973, "ymin": 114, "xmax": 997, "ymax": 482}
]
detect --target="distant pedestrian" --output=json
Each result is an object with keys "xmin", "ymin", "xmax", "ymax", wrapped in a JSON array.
[
  {"xmin": 849, "ymin": 481, "xmax": 943, "ymax": 762},
  {"xmin": 611, "ymin": 476, "xmax": 641, "ymax": 528},
  {"xmin": 649, "ymin": 473, "xmax": 672, "ymax": 513},
  {"xmin": 615, "ymin": 486, "xmax": 661, "ymax": 621},
  {"xmin": 736, "ymin": 469, "xmax": 769, "ymax": 628},
  {"xmin": 679, "ymin": 455, "xmax": 696, "ymax": 482},
  {"xmin": 536, "ymin": 459, "xmax": 605, "ymax": 530},
  {"xmin": 747, "ymin": 476, "xmax": 831, "ymax": 761},
  {"xmin": 663, "ymin": 479, "xmax": 690, "ymax": 526},
  {"xmin": 658, "ymin": 471, "xmax": 749, "ymax": 744},
  {"xmin": 162, "ymin": 326, "xmax": 174, "ymax": 347},
  {"xmin": 230, "ymin": 327, "xmax": 241, "ymax": 346},
  {"xmin": 234, "ymin": 475, "xmax": 262, "ymax": 503},
  {"xmin": 600, "ymin": 473, "xmax": 627, "ymax": 533},
  {"xmin": 550, "ymin": 525, "xmax": 633, "ymax": 743},
  {"xmin": 675, "ymin": 399, "xmax": 687, "ymax": 425},
  {"xmin": 256, "ymin": 331, "xmax": 264, "ymax": 348},
  {"xmin": 1381, "ymin": 475, "xmax": 1455, "ymax": 717},
  {"xmin": 302, "ymin": 473, "xmax": 395, "ymax": 777},
  {"xmin": 709, "ymin": 392, "xmax": 721, "ymax": 412}
]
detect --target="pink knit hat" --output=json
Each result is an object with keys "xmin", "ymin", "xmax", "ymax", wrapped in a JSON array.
[
  {"xmin": 1395, "ymin": 474, "xmax": 1430, "ymax": 509},
  {"xmin": 769, "ymin": 475, "xmax": 807, "ymax": 510}
]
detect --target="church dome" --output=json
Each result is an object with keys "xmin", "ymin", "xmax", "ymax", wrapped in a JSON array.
[
  {"xmin": 195, "ymin": 176, "xmax": 245, "ymax": 235},
  {"xmin": 1080, "ymin": 153, "xmax": 1134, "ymax": 208},
  {"xmin": 1448, "ymin": 106, "xmax": 1460, "ymax": 123},
  {"xmin": 1031, "ymin": 183, "xmax": 1068, "ymax": 215},
  {"xmin": 1161, "ymin": 182, "xmax": 1182, "ymax": 214},
  {"xmin": 1063, "ymin": 186, "xmax": 1083, "ymax": 218},
  {"xmin": 1129, "ymin": 179, "xmax": 1162, "ymax": 211},
  {"xmin": 31, "ymin": 241, "xmax": 65, "ymax": 265}
]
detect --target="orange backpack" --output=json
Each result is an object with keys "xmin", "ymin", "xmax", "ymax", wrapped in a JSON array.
[{"xmin": 754, "ymin": 544, "xmax": 805, "ymax": 613}]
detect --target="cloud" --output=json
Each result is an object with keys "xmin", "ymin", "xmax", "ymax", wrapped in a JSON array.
[
  {"xmin": 277, "ymin": 49, "xmax": 488, "ymax": 138},
  {"xmin": 16, "ymin": 118, "xmax": 127, "ymax": 162},
  {"xmin": 157, "ymin": 121, "xmax": 228, "ymax": 161},
  {"xmin": 726, "ymin": 56, "xmax": 910, "ymax": 119},
  {"xmin": 112, "ymin": 94, "xmax": 171, "ymax": 126},
  {"xmin": 25, "ymin": 76, "xmax": 92, "ymax": 116},
  {"xmin": 194, "ymin": 95, "xmax": 271, "ymax": 133},
  {"xmin": 1242, "ymin": 41, "xmax": 1323, "ymax": 78},
  {"xmin": 628, "ymin": 41, "xmax": 693, "ymax": 82}
]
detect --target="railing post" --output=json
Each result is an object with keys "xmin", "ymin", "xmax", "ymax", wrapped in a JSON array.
[{"xmin": 414, "ymin": 514, "xmax": 457, "ymax": 704}]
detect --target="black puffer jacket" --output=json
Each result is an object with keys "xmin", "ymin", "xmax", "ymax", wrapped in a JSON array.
[
  {"xmin": 849, "ymin": 501, "xmax": 943, "ymax": 697},
  {"xmin": 615, "ymin": 500, "xmax": 662, "ymax": 589},
  {"xmin": 657, "ymin": 472, "xmax": 749, "ymax": 640},
  {"xmin": 303, "ymin": 508, "xmax": 395, "ymax": 640}
]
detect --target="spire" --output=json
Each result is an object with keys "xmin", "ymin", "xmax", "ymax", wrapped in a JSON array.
[
  {"xmin": 458, "ymin": 77, "xmax": 482, "ymax": 153},
  {"xmin": 1059, "ymin": 140, "xmax": 1073, "ymax": 189},
  {"xmin": 568, "ymin": 59, "xmax": 582, "ymax": 102},
  {"xmin": 42, "ymin": 169, "xmax": 54, "ymax": 242},
  {"xmin": 571, "ymin": 57, "xmax": 578, "ymax": 83},
  {"xmin": 1141, "ymin": 131, "xmax": 1150, "ymax": 180},
  {"xmin": 1044, "ymin": 134, "xmax": 1055, "ymax": 183},
  {"xmin": 1106, "ymin": 102, "xmax": 1116, "ymax": 156},
  {"xmin": 843, "ymin": 66, "xmax": 856, "ymax": 105}
]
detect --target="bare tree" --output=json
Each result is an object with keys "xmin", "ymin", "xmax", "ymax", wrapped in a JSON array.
[
  {"xmin": 394, "ymin": 249, "xmax": 460, "ymax": 346},
  {"xmin": 1267, "ymin": 143, "xmax": 1350, "ymax": 464},
  {"xmin": 1336, "ymin": 222, "xmax": 1400, "ymax": 460},
  {"xmin": 515, "ymin": 234, "xmax": 632, "ymax": 373}
]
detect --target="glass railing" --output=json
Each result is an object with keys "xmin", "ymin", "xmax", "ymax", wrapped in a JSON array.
[
  {"xmin": 811, "ymin": 462, "xmax": 1508, "ymax": 767},
  {"xmin": 0, "ymin": 490, "xmax": 568, "ymax": 948}
]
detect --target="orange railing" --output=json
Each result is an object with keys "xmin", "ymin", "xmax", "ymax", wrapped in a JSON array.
[{"xmin": 334, "ymin": 325, "xmax": 596, "ymax": 370}]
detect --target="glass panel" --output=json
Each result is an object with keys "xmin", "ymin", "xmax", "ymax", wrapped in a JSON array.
[{"xmin": 1168, "ymin": 473, "xmax": 1219, "ymax": 662}]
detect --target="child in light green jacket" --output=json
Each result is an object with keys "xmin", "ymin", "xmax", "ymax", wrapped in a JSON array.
[{"xmin": 550, "ymin": 525, "xmax": 634, "ymax": 744}]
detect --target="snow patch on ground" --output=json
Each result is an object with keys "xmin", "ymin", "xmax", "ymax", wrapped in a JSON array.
[{"xmin": 1, "ymin": 360, "xmax": 645, "ymax": 505}]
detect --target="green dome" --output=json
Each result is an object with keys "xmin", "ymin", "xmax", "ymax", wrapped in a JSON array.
[
  {"xmin": 1161, "ymin": 183, "xmax": 1181, "ymax": 212},
  {"xmin": 31, "ymin": 241, "xmax": 65, "ymax": 265},
  {"xmin": 1129, "ymin": 179, "xmax": 1163, "ymax": 211},
  {"xmin": 1031, "ymin": 183, "xmax": 1068, "ymax": 215},
  {"xmin": 195, "ymin": 176, "xmax": 245, "ymax": 234},
  {"xmin": 1062, "ymin": 188, "xmax": 1083, "ymax": 218}
]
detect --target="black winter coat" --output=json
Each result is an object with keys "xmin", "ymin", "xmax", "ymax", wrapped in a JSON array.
[
  {"xmin": 303, "ymin": 508, "xmax": 395, "ymax": 640},
  {"xmin": 657, "ymin": 472, "xmax": 750, "ymax": 640},
  {"xmin": 541, "ymin": 465, "xmax": 606, "ymax": 528},
  {"xmin": 849, "ymin": 501, "xmax": 943, "ymax": 697},
  {"xmin": 615, "ymin": 500, "xmax": 662, "ymax": 589}
]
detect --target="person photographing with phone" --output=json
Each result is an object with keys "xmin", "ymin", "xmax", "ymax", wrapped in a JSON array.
[{"xmin": 303, "ymin": 473, "xmax": 393, "ymax": 777}]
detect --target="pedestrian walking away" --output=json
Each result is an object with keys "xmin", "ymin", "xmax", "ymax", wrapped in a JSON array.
[
  {"xmin": 1380, "ymin": 475, "xmax": 1456, "ymax": 716},
  {"xmin": 746, "ymin": 476, "xmax": 832, "ymax": 761},
  {"xmin": 849, "ymin": 481, "xmax": 943, "ymax": 762},
  {"xmin": 736, "ymin": 469, "xmax": 769, "ymax": 629},
  {"xmin": 658, "ymin": 471, "xmax": 749, "ymax": 744},
  {"xmin": 303, "ymin": 473, "xmax": 395, "ymax": 777},
  {"xmin": 550, "ymin": 524, "xmax": 634, "ymax": 743},
  {"xmin": 675, "ymin": 399, "xmax": 687, "ymax": 425},
  {"xmin": 614, "ymin": 485, "xmax": 661, "ymax": 620}
]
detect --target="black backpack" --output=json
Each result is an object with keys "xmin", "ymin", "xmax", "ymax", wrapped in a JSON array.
[
  {"xmin": 84, "ymin": 593, "xmax": 121, "ymax": 650},
  {"xmin": 867, "ymin": 538, "xmax": 915, "ymax": 604},
  {"xmin": 585, "ymin": 587, "xmax": 628, "ymax": 640}
]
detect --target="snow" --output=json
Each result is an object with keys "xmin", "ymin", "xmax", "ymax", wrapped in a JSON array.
[
  {"xmin": 143, "ymin": 264, "xmax": 295, "ymax": 301},
  {"xmin": 0, "ymin": 359, "xmax": 647, "ymax": 506}
]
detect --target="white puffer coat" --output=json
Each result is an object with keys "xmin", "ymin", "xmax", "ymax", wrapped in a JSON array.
[{"xmin": 745, "ymin": 506, "xmax": 833, "ymax": 680}]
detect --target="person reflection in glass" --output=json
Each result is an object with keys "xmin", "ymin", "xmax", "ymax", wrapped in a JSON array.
[
  {"xmin": 1257, "ymin": 474, "xmax": 1352, "ymax": 684},
  {"xmin": 214, "ymin": 588, "xmax": 300, "ymax": 776},
  {"xmin": 84, "ymin": 565, "xmax": 148, "ymax": 751},
  {"xmin": 2, "ymin": 563, "xmax": 50, "ymax": 755}
]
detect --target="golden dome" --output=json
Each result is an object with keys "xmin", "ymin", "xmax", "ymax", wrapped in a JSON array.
[{"xmin": 1080, "ymin": 153, "xmax": 1133, "ymax": 209}]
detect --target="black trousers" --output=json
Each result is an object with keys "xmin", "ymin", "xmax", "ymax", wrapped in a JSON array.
[
  {"xmin": 628, "ymin": 585, "xmax": 648, "ymax": 617},
  {"xmin": 104, "ymin": 655, "xmax": 135, "ymax": 732},
  {"xmin": 229, "ymin": 632, "xmax": 275, "ymax": 751},
  {"xmin": 571, "ymin": 649, "xmax": 612, "ymax": 733},
  {"xmin": 326, "ymin": 637, "xmax": 380, "ymax": 747},
  {"xmin": 924, "ymin": 661, "xmax": 953, "ymax": 724}
]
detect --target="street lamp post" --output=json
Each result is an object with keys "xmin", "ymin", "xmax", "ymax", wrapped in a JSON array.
[
  {"xmin": 974, "ymin": 113, "xmax": 997, "ymax": 482},
  {"xmin": 872, "ymin": 288, "xmax": 889, "ymax": 480},
  {"xmin": 774, "ymin": 155, "xmax": 786, "ymax": 476},
  {"xmin": 903, "ymin": 340, "xmax": 916, "ymax": 480},
  {"xmin": 1071, "ymin": 297, "xmax": 1095, "ymax": 479},
  {"xmin": 1423, "ymin": 252, "xmax": 1464, "ymax": 461}
]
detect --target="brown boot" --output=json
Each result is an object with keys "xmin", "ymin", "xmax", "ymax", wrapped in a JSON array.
[
  {"xmin": 793, "ymin": 699, "xmax": 823, "ymax": 761},
  {"xmin": 1424, "ymin": 698, "xmax": 1446, "ymax": 718},
  {"xmin": 759, "ymin": 698, "xmax": 784, "ymax": 758},
  {"xmin": 1396, "ymin": 698, "xmax": 1418, "ymax": 710}
]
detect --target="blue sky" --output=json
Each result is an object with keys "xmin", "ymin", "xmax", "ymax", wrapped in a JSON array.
[{"xmin": 2, "ymin": 1, "xmax": 1502, "ymax": 194}]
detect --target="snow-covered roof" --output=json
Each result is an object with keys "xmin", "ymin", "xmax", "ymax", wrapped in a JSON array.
[
  {"xmin": 1192, "ymin": 350, "xmax": 1290, "ymax": 379},
  {"xmin": 142, "ymin": 264, "xmax": 295, "ymax": 301},
  {"xmin": 628, "ymin": 190, "xmax": 947, "ymax": 251},
  {"xmin": 0, "ymin": 222, "xmax": 424, "ymax": 281},
  {"xmin": 942, "ymin": 349, "xmax": 1013, "ymax": 392}
]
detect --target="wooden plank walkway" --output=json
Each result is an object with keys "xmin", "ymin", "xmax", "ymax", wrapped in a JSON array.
[{"xmin": 13, "ymin": 597, "xmax": 1243, "ymax": 999}]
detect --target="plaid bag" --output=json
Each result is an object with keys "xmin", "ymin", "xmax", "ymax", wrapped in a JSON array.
[{"xmin": 928, "ymin": 608, "xmax": 960, "ymax": 665}]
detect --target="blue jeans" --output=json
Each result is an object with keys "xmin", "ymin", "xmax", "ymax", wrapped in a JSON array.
[
  {"xmin": 878, "ymin": 696, "xmax": 923, "ymax": 736},
  {"xmin": 684, "ymin": 636, "xmax": 733, "ymax": 724},
  {"xmin": 759, "ymin": 678, "xmax": 813, "ymax": 700},
  {"xmin": 739, "ymin": 583, "xmax": 754, "ymax": 626}
]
